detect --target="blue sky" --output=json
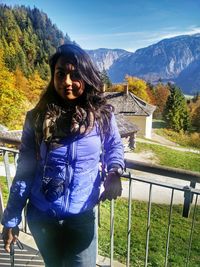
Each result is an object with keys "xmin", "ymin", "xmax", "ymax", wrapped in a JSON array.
[{"xmin": 2, "ymin": 0, "xmax": 200, "ymax": 52}]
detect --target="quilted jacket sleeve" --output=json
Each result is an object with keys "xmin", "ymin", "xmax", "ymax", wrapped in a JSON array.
[
  {"xmin": 1, "ymin": 111, "xmax": 37, "ymax": 227},
  {"xmin": 103, "ymin": 113, "xmax": 125, "ymax": 170}
]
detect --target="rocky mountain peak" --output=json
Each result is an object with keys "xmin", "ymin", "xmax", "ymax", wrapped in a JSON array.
[{"xmin": 87, "ymin": 34, "xmax": 200, "ymax": 94}]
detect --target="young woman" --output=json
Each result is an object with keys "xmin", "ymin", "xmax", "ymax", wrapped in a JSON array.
[{"xmin": 1, "ymin": 44, "xmax": 124, "ymax": 267}]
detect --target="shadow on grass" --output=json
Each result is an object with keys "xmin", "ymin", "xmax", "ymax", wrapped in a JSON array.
[{"xmin": 152, "ymin": 120, "xmax": 167, "ymax": 129}]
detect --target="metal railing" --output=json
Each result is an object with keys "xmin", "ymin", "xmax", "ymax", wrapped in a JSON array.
[{"xmin": 1, "ymin": 146, "xmax": 200, "ymax": 267}]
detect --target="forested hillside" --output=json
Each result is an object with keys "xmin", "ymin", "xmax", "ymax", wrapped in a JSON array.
[
  {"xmin": 0, "ymin": 4, "xmax": 71, "ymax": 78},
  {"xmin": 0, "ymin": 4, "xmax": 71, "ymax": 129}
]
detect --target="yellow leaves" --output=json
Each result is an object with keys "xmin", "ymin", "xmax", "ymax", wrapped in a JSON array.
[
  {"xmin": 110, "ymin": 84, "xmax": 124, "ymax": 92},
  {"xmin": 0, "ymin": 63, "xmax": 25, "ymax": 129},
  {"xmin": 0, "ymin": 51, "xmax": 47, "ymax": 129},
  {"xmin": 14, "ymin": 67, "xmax": 28, "ymax": 94},
  {"xmin": 125, "ymin": 75, "xmax": 149, "ymax": 101},
  {"xmin": 27, "ymin": 70, "xmax": 47, "ymax": 103}
]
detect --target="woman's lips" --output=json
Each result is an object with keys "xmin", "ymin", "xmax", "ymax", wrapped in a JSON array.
[{"xmin": 64, "ymin": 88, "xmax": 72, "ymax": 93}]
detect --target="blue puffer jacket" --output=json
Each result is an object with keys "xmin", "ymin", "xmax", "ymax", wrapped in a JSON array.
[{"xmin": 2, "ymin": 110, "xmax": 124, "ymax": 227}]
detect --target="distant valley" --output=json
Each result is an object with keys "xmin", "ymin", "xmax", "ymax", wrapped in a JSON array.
[{"xmin": 87, "ymin": 34, "xmax": 200, "ymax": 95}]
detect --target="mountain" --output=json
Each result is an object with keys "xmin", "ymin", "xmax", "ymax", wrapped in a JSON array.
[
  {"xmin": 87, "ymin": 48, "xmax": 131, "ymax": 71},
  {"xmin": 88, "ymin": 34, "xmax": 200, "ymax": 94}
]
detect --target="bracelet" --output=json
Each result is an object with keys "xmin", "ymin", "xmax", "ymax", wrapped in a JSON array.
[{"xmin": 108, "ymin": 167, "xmax": 123, "ymax": 176}]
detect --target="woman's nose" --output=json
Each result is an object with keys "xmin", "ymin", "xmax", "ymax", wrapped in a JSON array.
[{"xmin": 65, "ymin": 74, "xmax": 72, "ymax": 86}]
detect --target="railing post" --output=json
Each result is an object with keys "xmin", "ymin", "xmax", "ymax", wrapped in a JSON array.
[
  {"xmin": 186, "ymin": 194, "xmax": 198, "ymax": 267},
  {"xmin": 3, "ymin": 150, "xmax": 12, "ymax": 190},
  {"xmin": 0, "ymin": 187, "xmax": 4, "ymax": 221},
  {"xmin": 164, "ymin": 189, "xmax": 174, "ymax": 267},
  {"xmin": 182, "ymin": 186, "xmax": 192, "ymax": 218},
  {"xmin": 110, "ymin": 199, "xmax": 114, "ymax": 267},
  {"xmin": 126, "ymin": 172, "xmax": 132, "ymax": 267},
  {"xmin": 14, "ymin": 152, "xmax": 19, "ymax": 168},
  {"xmin": 144, "ymin": 183, "xmax": 152, "ymax": 267}
]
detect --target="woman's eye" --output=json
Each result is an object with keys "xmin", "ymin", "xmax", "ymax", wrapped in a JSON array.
[
  {"xmin": 57, "ymin": 71, "xmax": 65, "ymax": 78},
  {"xmin": 70, "ymin": 72, "xmax": 81, "ymax": 80}
]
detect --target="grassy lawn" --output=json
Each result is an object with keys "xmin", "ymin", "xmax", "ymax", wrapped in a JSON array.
[
  {"xmin": 135, "ymin": 142, "xmax": 200, "ymax": 173},
  {"xmin": 99, "ymin": 199, "xmax": 200, "ymax": 267},
  {"xmin": 152, "ymin": 119, "xmax": 200, "ymax": 149},
  {"xmin": 0, "ymin": 154, "xmax": 15, "ymax": 164},
  {"xmin": 155, "ymin": 128, "xmax": 200, "ymax": 149},
  {"xmin": 0, "ymin": 176, "xmax": 9, "ymax": 205}
]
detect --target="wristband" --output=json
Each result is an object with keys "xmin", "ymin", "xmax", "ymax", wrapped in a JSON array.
[{"xmin": 108, "ymin": 166, "xmax": 123, "ymax": 176}]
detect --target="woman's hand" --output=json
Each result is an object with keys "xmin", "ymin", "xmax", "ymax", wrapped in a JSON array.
[
  {"xmin": 2, "ymin": 226, "xmax": 19, "ymax": 253},
  {"xmin": 99, "ymin": 172, "xmax": 122, "ymax": 202}
]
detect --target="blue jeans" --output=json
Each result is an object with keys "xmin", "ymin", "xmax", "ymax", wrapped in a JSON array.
[{"xmin": 27, "ymin": 203, "xmax": 97, "ymax": 267}]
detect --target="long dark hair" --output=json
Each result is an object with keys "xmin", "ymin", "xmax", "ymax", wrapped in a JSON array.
[{"xmin": 32, "ymin": 43, "xmax": 113, "ymax": 133}]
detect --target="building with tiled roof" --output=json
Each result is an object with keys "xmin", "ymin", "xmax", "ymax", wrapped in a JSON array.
[
  {"xmin": 105, "ymin": 89, "xmax": 156, "ymax": 139},
  {"xmin": 0, "ymin": 130, "xmax": 22, "ymax": 147}
]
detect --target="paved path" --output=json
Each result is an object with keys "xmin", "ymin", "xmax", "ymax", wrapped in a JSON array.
[
  {"xmin": 136, "ymin": 128, "xmax": 200, "ymax": 154},
  {"xmin": 121, "ymin": 166, "xmax": 200, "ymax": 205}
]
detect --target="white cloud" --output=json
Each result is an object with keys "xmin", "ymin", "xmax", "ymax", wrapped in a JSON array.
[
  {"xmin": 145, "ymin": 26, "xmax": 200, "ymax": 43},
  {"xmin": 71, "ymin": 25, "xmax": 200, "ymax": 52}
]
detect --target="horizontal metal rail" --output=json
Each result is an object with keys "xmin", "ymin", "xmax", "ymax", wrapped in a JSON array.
[{"xmin": 125, "ymin": 159, "xmax": 200, "ymax": 182}]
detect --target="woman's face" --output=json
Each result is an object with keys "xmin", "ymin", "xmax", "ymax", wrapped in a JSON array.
[{"xmin": 54, "ymin": 56, "xmax": 85, "ymax": 102}]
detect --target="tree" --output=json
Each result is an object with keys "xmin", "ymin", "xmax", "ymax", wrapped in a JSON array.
[
  {"xmin": 27, "ymin": 70, "xmax": 47, "ymax": 103},
  {"xmin": 110, "ymin": 83, "xmax": 124, "ymax": 92},
  {"xmin": 125, "ymin": 75, "xmax": 150, "ymax": 102},
  {"xmin": 100, "ymin": 68, "xmax": 112, "ymax": 89},
  {"xmin": 192, "ymin": 105, "xmax": 200, "ymax": 131},
  {"xmin": 153, "ymin": 83, "xmax": 170, "ymax": 118},
  {"xmin": 0, "ymin": 50, "xmax": 25, "ymax": 129},
  {"xmin": 164, "ymin": 84, "xmax": 190, "ymax": 131},
  {"xmin": 146, "ymin": 82, "xmax": 156, "ymax": 106}
]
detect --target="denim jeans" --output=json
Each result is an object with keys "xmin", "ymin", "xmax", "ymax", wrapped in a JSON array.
[{"xmin": 27, "ymin": 203, "xmax": 97, "ymax": 267}]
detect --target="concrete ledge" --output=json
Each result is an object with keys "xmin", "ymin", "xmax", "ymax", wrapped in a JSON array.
[{"xmin": 97, "ymin": 255, "xmax": 125, "ymax": 267}]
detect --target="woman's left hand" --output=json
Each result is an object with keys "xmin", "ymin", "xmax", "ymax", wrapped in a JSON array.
[{"xmin": 99, "ymin": 172, "xmax": 122, "ymax": 202}]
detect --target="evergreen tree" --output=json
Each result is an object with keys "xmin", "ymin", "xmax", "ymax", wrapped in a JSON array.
[
  {"xmin": 192, "ymin": 105, "xmax": 200, "ymax": 131},
  {"xmin": 0, "ymin": 4, "xmax": 71, "ymax": 78},
  {"xmin": 164, "ymin": 83, "xmax": 190, "ymax": 131},
  {"xmin": 0, "ymin": 4, "xmax": 72, "ymax": 129},
  {"xmin": 100, "ymin": 68, "xmax": 112, "ymax": 89}
]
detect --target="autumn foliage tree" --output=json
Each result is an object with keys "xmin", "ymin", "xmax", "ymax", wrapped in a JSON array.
[
  {"xmin": 0, "ymin": 4, "xmax": 71, "ymax": 129},
  {"xmin": 0, "ymin": 50, "xmax": 25, "ymax": 129},
  {"xmin": 125, "ymin": 75, "xmax": 150, "ymax": 102},
  {"xmin": 192, "ymin": 105, "xmax": 200, "ymax": 131},
  {"xmin": 153, "ymin": 83, "xmax": 170, "ymax": 118},
  {"xmin": 188, "ymin": 95, "xmax": 200, "ymax": 131},
  {"xmin": 109, "ymin": 83, "xmax": 124, "ymax": 92},
  {"xmin": 27, "ymin": 71, "xmax": 47, "ymax": 103}
]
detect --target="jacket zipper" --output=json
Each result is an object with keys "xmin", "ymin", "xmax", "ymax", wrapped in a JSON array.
[{"xmin": 64, "ymin": 138, "xmax": 76, "ymax": 213}]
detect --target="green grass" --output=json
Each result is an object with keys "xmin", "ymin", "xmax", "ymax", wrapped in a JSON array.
[
  {"xmin": 0, "ymin": 176, "xmax": 9, "ymax": 205},
  {"xmin": 0, "ymin": 154, "xmax": 15, "ymax": 164},
  {"xmin": 155, "ymin": 128, "xmax": 200, "ymax": 149},
  {"xmin": 99, "ymin": 199, "xmax": 200, "ymax": 267},
  {"xmin": 135, "ymin": 142, "xmax": 200, "ymax": 173},
  {"xmin": 152, "ymin": 119, "xmax": 200, "ymax": 150},
  {"xmin": 152, "ymin": 120, "xmax": 167, "ymax": 129}
]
